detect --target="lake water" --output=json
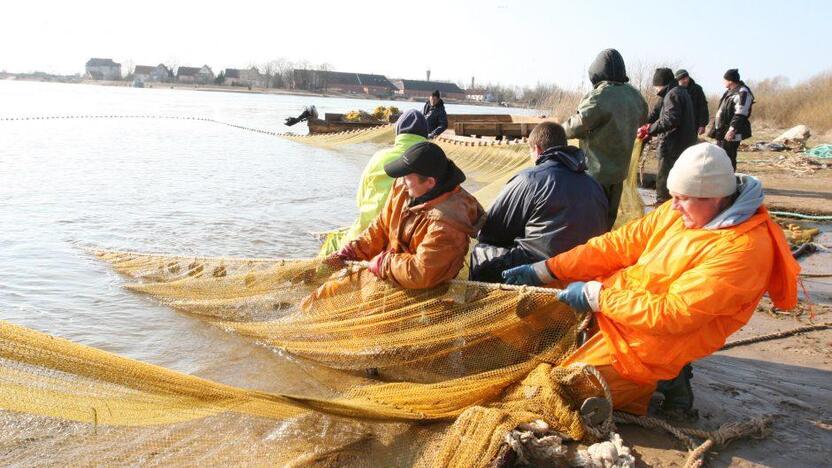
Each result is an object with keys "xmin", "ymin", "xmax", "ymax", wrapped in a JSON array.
[{"xmin": 0, "ymin": 80, "xmax": 532, "ymax": 392}]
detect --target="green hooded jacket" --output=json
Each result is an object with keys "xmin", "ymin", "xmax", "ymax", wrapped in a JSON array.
[
  {"xmin": 563, "ymin": 50, "xmax": 648, "ymax": 186},
  {"xmin": 319, "ymin": 133, "xmax": 427, "ymax": 255}
]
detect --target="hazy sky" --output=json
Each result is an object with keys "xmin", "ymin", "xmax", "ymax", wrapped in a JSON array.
[{"xmin": 3, "ymin": 0, "xmax": 829, "ymax": 92}]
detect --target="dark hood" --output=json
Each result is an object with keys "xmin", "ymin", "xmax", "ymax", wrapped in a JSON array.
[
  {"xmin": 410, "ymin": 159, "xmax": 465, "ymax": 206},
  {"xmin": 536, "ymin": 145, "xmax": 587, "ymax": 172},
  {"xmin": 588, "ymin": 49, "xmax": 629, "ymax": 86}
]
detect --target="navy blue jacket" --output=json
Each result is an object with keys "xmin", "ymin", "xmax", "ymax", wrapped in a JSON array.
[
  {"xmin": 469, "ymin": 146, "xmax": 609, "ymax": 283},
  {"xmin": 423, "ymin": 99, "xmax": 448, "ymax": 138}
]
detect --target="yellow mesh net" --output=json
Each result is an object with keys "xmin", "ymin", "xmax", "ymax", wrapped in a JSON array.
[
  {"xmin": 1, "ymin": 256, "xmax": 605, "ymax": 466},
  {"xmin": 0, "ymin": 127, "xmax": 643, "ymax": 466}
]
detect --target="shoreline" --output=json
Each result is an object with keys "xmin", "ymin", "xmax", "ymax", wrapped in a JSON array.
[{"xmin": 3, "ymin": 76, "xmax": 513, "ymax": 108}]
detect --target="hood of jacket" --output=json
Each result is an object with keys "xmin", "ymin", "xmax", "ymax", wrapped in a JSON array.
[
  {"xmin": 536, "ymin": 145, "xmax": 588, "ymax": 172},
  {"xmin": 588, "ymin": 49, "xmax": 629, "ymax": 86},
  {"xmin": 705, "ymin": 175, "xmax": 764, "ymax": 230}
]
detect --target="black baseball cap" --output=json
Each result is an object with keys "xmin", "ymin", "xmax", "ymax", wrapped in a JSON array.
[{"xmin": 384, "ymin": 141, "xmax": 448, "ymax": 179}]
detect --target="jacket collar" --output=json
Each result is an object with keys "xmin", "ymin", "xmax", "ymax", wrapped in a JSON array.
[{"xmin": 536, "ymin": 145, "xmax": 588, "ymax": 172}]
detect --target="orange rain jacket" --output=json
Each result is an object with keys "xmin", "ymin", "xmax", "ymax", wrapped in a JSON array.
[
  {"xmin": 549, "ymin": 202, "xmax": 799, "ymax": 386},
  {"xmin": 347, "ymin": 179, "xmax": 485, "ymax": 289}
]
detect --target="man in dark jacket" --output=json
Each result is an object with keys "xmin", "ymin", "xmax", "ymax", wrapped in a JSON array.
[
  {"xmin": 423, "ymin": 90, "xmax": 448, "ymax": 138},
  {"xmin": 675, "ymin": 70, "xmax": 709, "ymax": 135},
  {"xmin": 469, "ymin": 122, "xmax": 608, "ymax": 283},
  {"xmin": 638, "ymin": 68, "xmax": 697, "ymax": 204},
  {"xmin": 562, "ymin": 49, "xmax": 647, "ymax": 229},
  {"xmin": 708, "ymin": 68, "xmax": 755, "ymax": 170}
]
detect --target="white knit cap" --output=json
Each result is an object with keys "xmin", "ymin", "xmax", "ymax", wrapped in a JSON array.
[{"xmin": 667, "ymin": 143, "xmax": 737, "ymax": 198}]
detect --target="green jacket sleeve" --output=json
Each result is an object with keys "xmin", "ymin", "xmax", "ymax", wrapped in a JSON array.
[{"xmin": 563, "ymin": 91, "xmax": 609, "ymax": 139}]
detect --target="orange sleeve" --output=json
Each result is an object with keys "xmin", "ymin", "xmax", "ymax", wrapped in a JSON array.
[
  {"xmin": 383, "ymin": 222, "xmax": 469, "ymax": 289},
  {"xmin": 546, "ymin": 204, "xmax": 667, "ymax": 283},
  {"xmin": 348, "ymin": 188, "xmax": 394, "ymax": 261},
  {"xmin": 600, "ymin": 233, "xmax": 772, "ymax": 335}
]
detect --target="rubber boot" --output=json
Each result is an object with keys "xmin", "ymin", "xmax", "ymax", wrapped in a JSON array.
[{"xmin": 655, "ymin": 363, "xmax": 699, "ymax": 421}]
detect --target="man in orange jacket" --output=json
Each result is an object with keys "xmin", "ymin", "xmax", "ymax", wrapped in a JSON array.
[
  {"xmin": 304, "ymin": 142, "xmax": 485, "ymax": 306},
  {"xmin": 502, "ymin": 143, "xmax": 800, "ymax": 415}
]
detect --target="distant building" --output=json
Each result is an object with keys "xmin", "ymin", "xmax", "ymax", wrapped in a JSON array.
[
  {"xmin": 177, "ymin": 65, "xmax": 214, "ymax": 84},
  {"xmin": 292, "ymin": 69, "xmax": 397, "ymax": 97},
  {"xmin": 85, "ymin": 58, "xmax": 121, "ymax": 81},
  {"xmin": 225, "ymin": 67, "xmax": 267, "ymax": 88},
  {"xmin": 133, "ymin": 64, "xmax": 171, "ymax": 83},
  {"xmin": 466, "ymin": 88, "xmax": 496, "ymax": 103},
  {"xmin": 392, "ymin": 79, "xmax": 466, "ymax": 101}
]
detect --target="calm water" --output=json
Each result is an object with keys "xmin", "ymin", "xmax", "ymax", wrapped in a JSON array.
[{"xmin": 0, "ymin": 80, "xmax": 531, "ymax": 392}]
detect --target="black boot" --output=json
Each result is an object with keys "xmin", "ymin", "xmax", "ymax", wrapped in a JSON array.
[{"xmin": 655, "ymin": 363, "xmax": 699, "ymax": 421}]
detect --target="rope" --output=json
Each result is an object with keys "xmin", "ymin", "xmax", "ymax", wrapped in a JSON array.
[
  {"xmin": 614, "ymin": 412, "xmax": 771, "ymax": 468},
  {"xmin": 720, "ymin": 322, "xmax": 832, "ymax": 350},
  {"xmin": 771, "ymin": 210, "xmax": 832, "ymax": 221},
  {"xmin": 573, "ymin": 363, "xmax": 615, "ymax": 441},
  {"xmin": 1, "ymin": 113, "xmax": 531, "ymax": 148},
  {"xmin": 344, "ymin": 260, "xmax": 564, "ymax": 295}
]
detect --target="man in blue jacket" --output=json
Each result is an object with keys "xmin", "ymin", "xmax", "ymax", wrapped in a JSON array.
[{"xmin": 469, "ymin": 122, "xmax": 609, "ymax": 283}]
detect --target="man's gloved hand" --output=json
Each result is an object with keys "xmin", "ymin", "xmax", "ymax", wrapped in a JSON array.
[
  {"xmin": 637, "ymin": 124, "xmax": 651, "ymax": 141},
  {"xmin": 557, "ymin": 281, "xmax": 591, "ymax": 313},
  {"xmin": 367, "ymin": 251, "xmax": 388, "ymax": 278},
  {"xmin": 324, "ymin": 244, "xmax": 359, "ymax": 270},
  {"xmin": 502, "ymin": 264, "xmax": 542, "ymax": 286},
  {"xmin": 557, "ymin": 281, "xmax": 603, "ymax": 314}
]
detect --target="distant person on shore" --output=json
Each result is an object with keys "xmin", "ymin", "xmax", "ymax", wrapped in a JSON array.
[
  {"xmin": 304, "ymin": 142, "xmax": 485, "ymax": 308},
  {"xmin": 469, "ymin": 122, "xmax": 608, "ymax": 283},
  {"xmin": 319, "ymin": 110, "xmax": 429, "ymax": 255},
  {"xmin": 501, "ymin": 143, "xmax": 800, "ymax": 417},
  {"xmin": 638, "ymin": 68, "xmax": 697, "ymax": 204},
  {"xmin": 675, "ymin": 70, "xmax": 709, "ymax": 135},
  {"xmin": 562, "ymin": 49, "xmax": 647, "ymax": 229},
  {"xmin": 709, "ymin": 69, "xmax": 755, "ymax": 170},
  {"xmin": 423, "ymin": 90, "xmax": 448, "ymax": 138}
]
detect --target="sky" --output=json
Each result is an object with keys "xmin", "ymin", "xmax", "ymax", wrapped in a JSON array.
[{"xmin": 2, "ymin": 0, "xmax": 829, "ymax": 93}]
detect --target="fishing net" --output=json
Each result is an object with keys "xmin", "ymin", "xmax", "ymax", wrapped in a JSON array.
[
  {"xmin": 1, "ymin": 254, "xmax": 606, "ymax": 466},
  {"xmin": 0, "ymin": 124, "xmax": 641, "ymax": 466}
]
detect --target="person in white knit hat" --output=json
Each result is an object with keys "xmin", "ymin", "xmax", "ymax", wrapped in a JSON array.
[{"xmin": 501, "ymin": 142, "xmax": 799, "ymax": 418}]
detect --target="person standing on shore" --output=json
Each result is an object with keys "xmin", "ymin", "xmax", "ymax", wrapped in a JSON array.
[
  {"xmin": 675, "ymin": 70, "xmax": 709, "ymax": 136},
  {"xmin": 423, "ymin": 90, "xmax": 448, "ymax": 139},
  {"xmin": 638, "ymin": 68, "xmax": 697, "ymax": 204},
  {"xmin": 709, "ymin": 69, "xmax": 755, "ymax": 170},
  {"xmin": 562, "ymin": 49, "xmax": 647, "ymax": 229}
]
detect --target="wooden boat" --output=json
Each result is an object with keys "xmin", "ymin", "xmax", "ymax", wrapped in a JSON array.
[
  {"xmin": 307, "ymin": 116, "xmax": 386, "ymax": 134},
  {"xmin": 307, "ymin": 112, "xmax": 546, "ymax": 138}
]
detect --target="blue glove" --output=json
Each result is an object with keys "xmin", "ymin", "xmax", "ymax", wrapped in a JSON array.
[
  {"xmin": 557, "ymin": 281, "xmax": 591, "ymax": 314},
  {"xmin": 501, "ymin": 264, "xmax": 542, "ymax": 286}
]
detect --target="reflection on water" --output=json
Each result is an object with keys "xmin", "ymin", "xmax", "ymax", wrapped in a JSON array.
[{"xmin": 0, "ymin": 80, "xmax": 530, "ymax": 391}]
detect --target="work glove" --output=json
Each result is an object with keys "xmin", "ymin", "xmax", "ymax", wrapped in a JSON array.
[
  {"xmin": 324, "ymin": 244, "xmax": 359, "ymax": 271},
  {"xmin": 367, "ymin": 251, "xmax": 388, "ymax": 278},
  {"xmin": 556, "ymin": 281, "xmax": 602, "ymax": 314},
  {"xmin": 636, "ymin": 124, "xmax": 651, "ymax": 141},
  {"xmin": 501, "ymin": 260, "xmax": 556, "ymax": 286}
]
